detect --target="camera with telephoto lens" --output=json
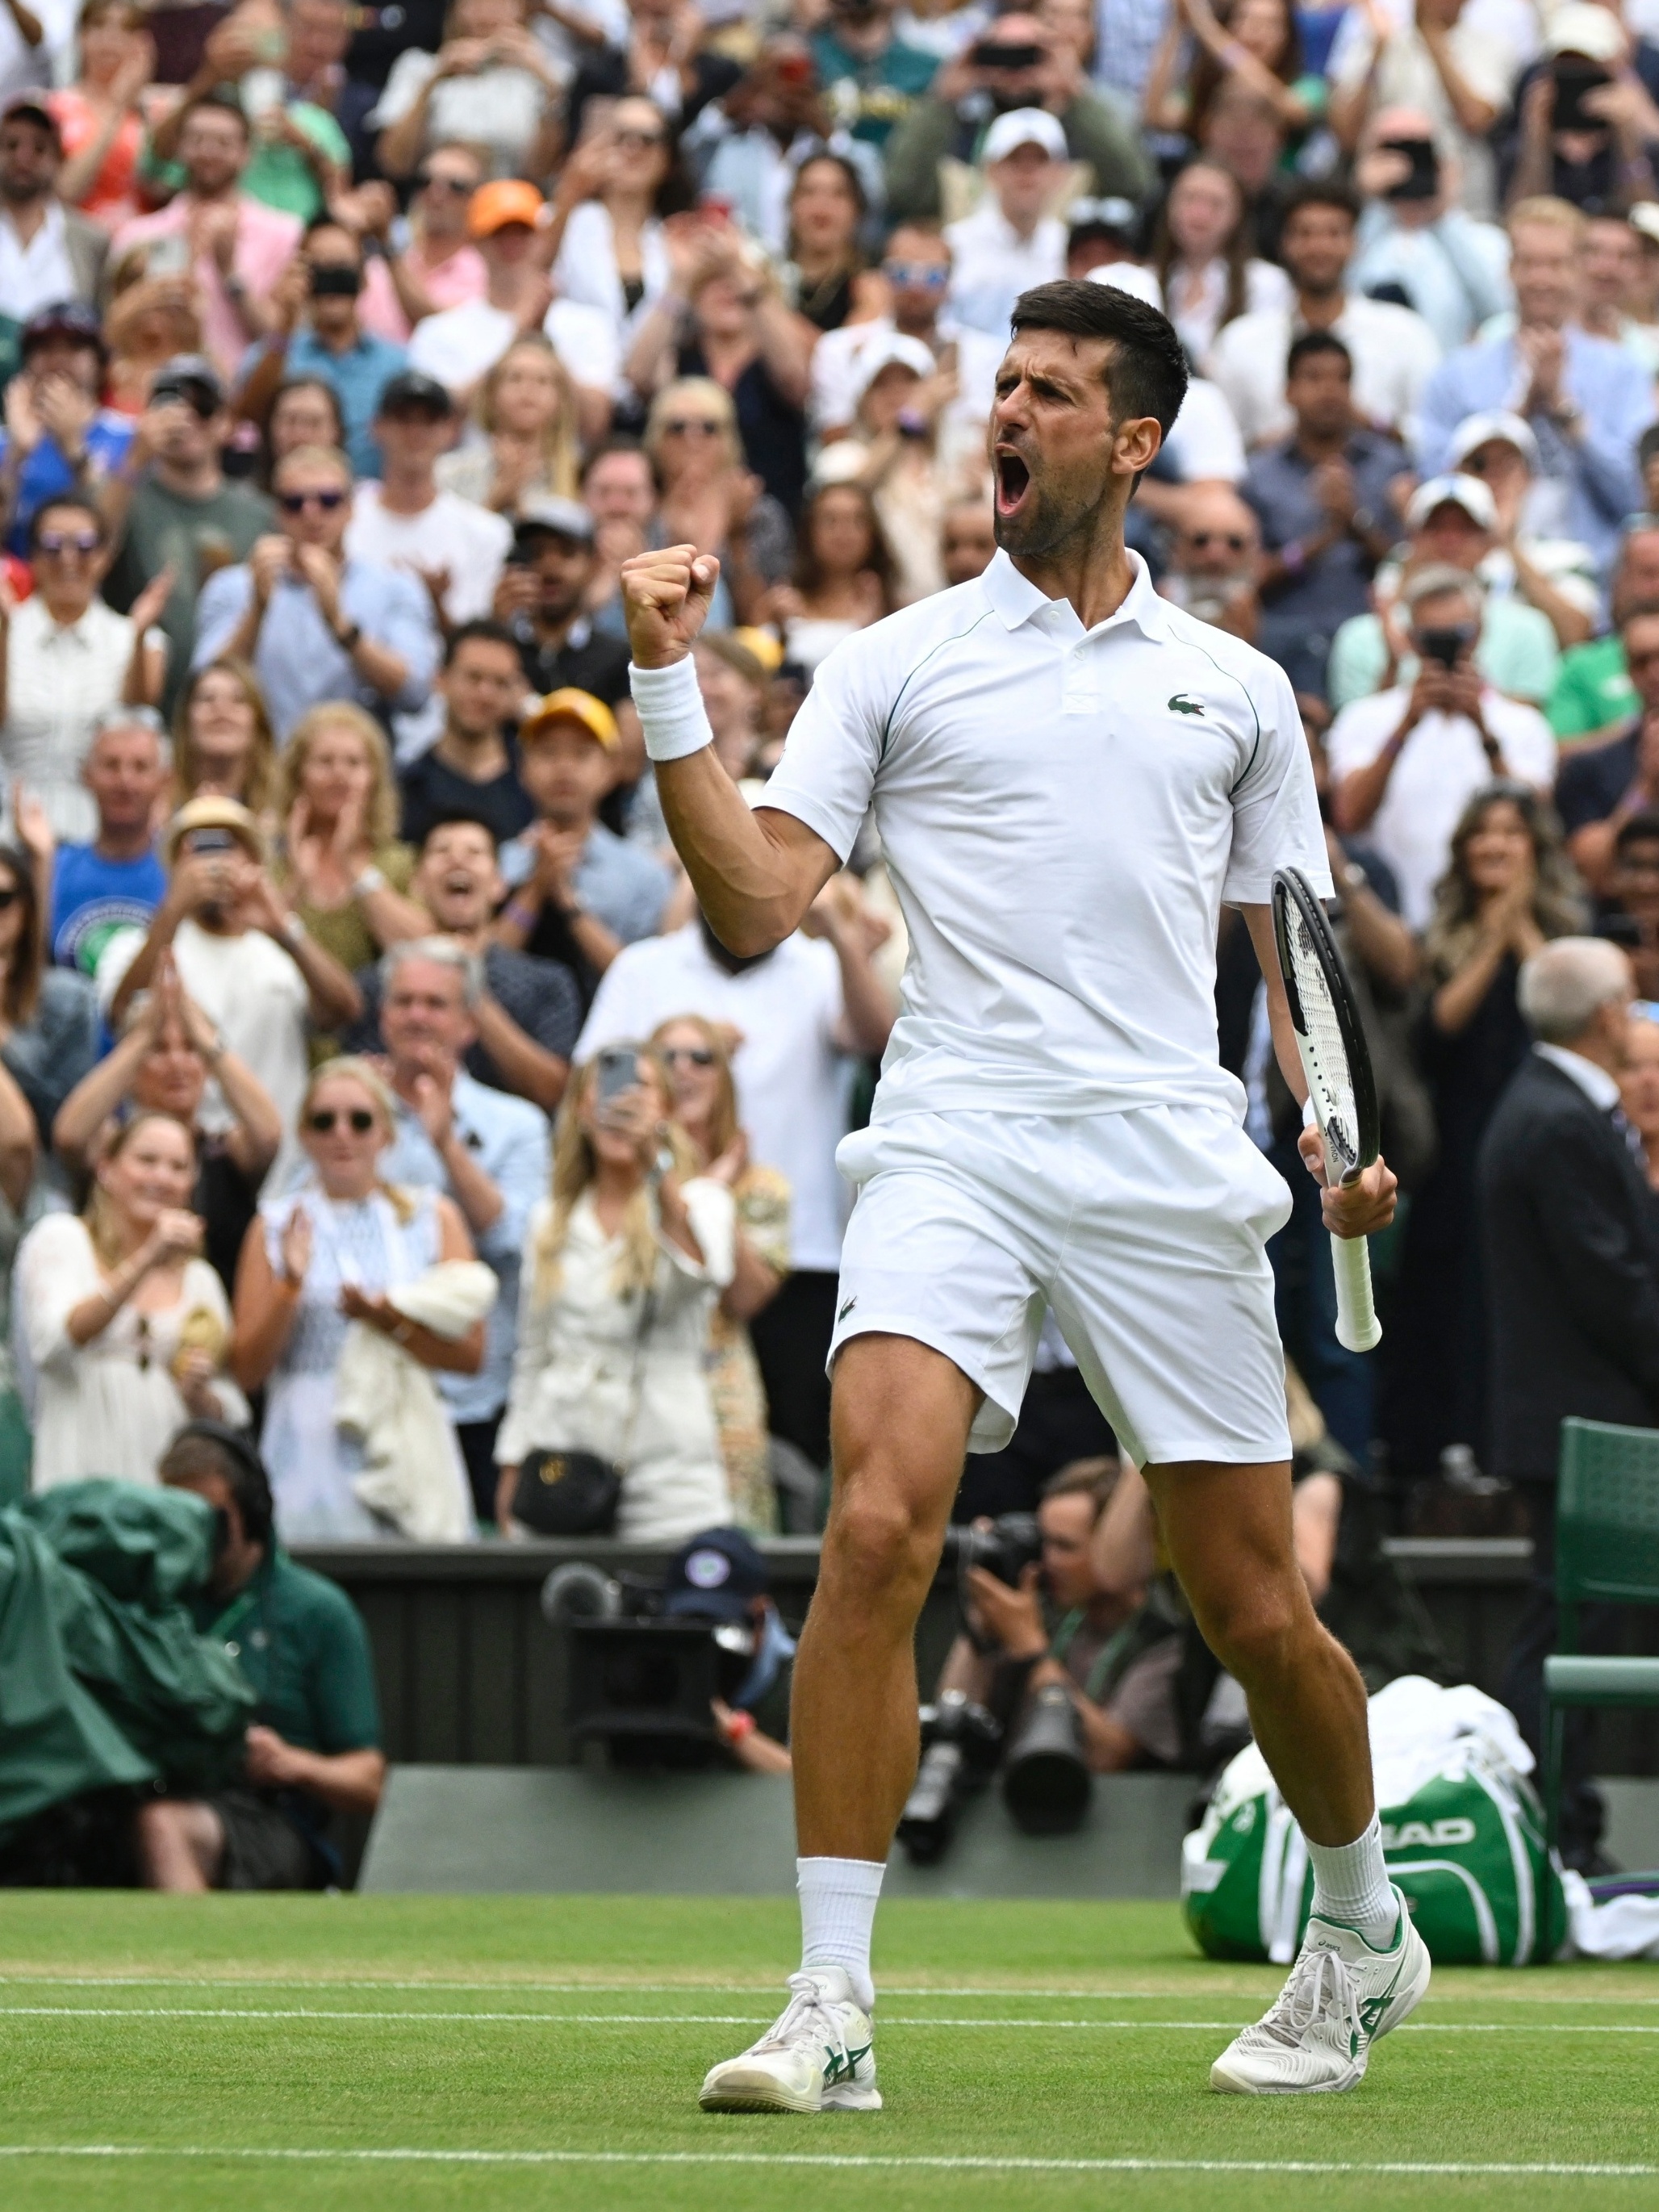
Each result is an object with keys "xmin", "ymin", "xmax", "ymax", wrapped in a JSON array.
[
  {"xmin": 896, "ymin": 1689, "xmax": 1003, "ymax": 1863},
  {"xmin": 1000, "ymin": 1679, "xmax": 1093, "ymax": 1834},
  {"xmin": 941, "ymin": 1512, "xmax": 1043, "ymax": 1603},
  {"xmin": 1417, "ymin": 621, "xmax": 1476, "ymax": 670}
]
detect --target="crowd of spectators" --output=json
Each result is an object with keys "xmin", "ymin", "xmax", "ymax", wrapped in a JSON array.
[{"xmin": 6, "ymin": 0, "xmax": 1659, "ymax": 1600}]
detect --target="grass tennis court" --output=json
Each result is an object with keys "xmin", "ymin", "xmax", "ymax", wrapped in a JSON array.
[{"xmin": 2, "ymin": 1892, "xmax": 1656, "ymax": 2212}]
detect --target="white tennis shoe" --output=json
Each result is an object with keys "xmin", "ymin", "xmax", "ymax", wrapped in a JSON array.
[
  {"xmin": 1209, "ymin": 1886, "xmax": 1431, "ymax": 2095},
  {"xmin": 699, "ymin": 1967, "xmax": 882, "ymax": 2114}
]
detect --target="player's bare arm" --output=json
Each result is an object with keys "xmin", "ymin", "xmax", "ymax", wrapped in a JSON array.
[
  {"xmin": 621, "ymin": 544, "xmax": 838, "ymax": 954},
  {"xmin": 1239, "ymin": 902, "xmax": 1398, "ymax": 1240}
]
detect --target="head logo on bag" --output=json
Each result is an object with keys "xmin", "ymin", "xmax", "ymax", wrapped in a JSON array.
[{"xmin": 1381, "ymin": 1817, "xmax": 1477, "ymax": 1850}]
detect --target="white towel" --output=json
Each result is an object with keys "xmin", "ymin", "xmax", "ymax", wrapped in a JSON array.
[{"xmin": 337, "ymin": 1261, "xmax": 498, "ymax": 1542}]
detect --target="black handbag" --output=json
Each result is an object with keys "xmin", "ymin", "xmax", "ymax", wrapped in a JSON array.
[
  {"xmin": 509, "ymin": 1289, "xmax": 657, "ymax": 1538},
  {"xmin": 511, "ymin": 1447, "xmax": 622, "ymax": 1537}
]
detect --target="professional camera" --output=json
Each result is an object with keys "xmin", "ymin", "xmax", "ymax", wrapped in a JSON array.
[
  {"xmin": 940, "ymin": 1512, "xmax": 1043, "ymax": 1587},
  {"xmin": 896, "ymin": 1690, "xmax": 1003, "ymax": 1863},
  {"xmin": 1001, "ymin": 1680, "xmax": 1093, "ymax": 1834}
]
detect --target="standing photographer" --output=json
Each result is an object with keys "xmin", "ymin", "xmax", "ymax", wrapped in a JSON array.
[
  {"xmin": 1328, "ymin": 565, "xmax": 1557, "ymax": 928},
  {"xmin": 934, "ymin": 1461, "xmax": 1182, "ymax": 1775}
]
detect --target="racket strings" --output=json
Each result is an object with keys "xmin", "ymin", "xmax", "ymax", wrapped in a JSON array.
[{"xmin": 1287, "ymin": 914, "xmax": 1360, "ymax": 1175}]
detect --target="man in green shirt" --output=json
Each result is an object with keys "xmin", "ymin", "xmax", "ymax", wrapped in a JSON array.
[
  {"xmin": 136, "ymin": 1422, "xmax": 385, "ymax": 1890},
  {"xmin": 1547, "ymin": 521, "xmax": 1659, "ymax": 746}
]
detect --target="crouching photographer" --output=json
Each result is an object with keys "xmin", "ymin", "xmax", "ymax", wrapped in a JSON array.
[{"xmin": 901, "ymin": 1461, "xmax": 1183, "ymax": 1861}]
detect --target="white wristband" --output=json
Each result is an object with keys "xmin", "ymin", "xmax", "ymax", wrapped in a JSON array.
[{"xmin": 630, "ymin": 655, "xmax": 714, "ymax": 764}]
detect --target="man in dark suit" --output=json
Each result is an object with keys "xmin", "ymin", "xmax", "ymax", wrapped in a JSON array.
[{"xmin": 1478, "ymin": 937, "xmax": 1659, "ymax": 1867}]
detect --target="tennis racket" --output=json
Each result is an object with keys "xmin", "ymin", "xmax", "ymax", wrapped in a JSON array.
[{"xmin": 1270, "ymin": 865, "xmax": 1382, "ymax": 1354}]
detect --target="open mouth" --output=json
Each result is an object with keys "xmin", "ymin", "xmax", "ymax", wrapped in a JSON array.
[{"xmin": 994, "ymin": 448, "xmax": 1031, "ymax": 518}]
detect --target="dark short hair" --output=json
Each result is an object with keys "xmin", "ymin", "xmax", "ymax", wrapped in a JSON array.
[
  {"xmin": 30, "ymin": 493, "xmax": 105, "ymax": 551},
  {"xmin": 1615, "ymin": 809, "xmax": 1659, "ymax": 856},
  {"xmin": 179, "ymin": 90, "xmax": 249, "ymax": 136},
  {"xmin": 1009, "ymin": 278, "xmax": 1189, "ymax": 436},
  {"xmin": 579, "ymin": 433, "xmax": 657, "ymax": 492},
  {"xmin": 444, "ymin": 617, "xmax": 520, "ymax": 667},
  {"xmin": 1286, "ymin": 329, "xmax": 1352, "ymax": 379},
  {"xmin": 302, "ymin": 212, "xmax": 360, "ymax": 253},
  {"xmin": 420, "ymin": 809, "xmax": 499, "ymax": 853},
  {"xmin": 160, "ymin": 1420, "xmax": 274, "ymax": 1549},
  {"xmin": 1281, "ymin": 178, "xmax": 1361, "ymax": 228},
  {"xmin": 1040, "ymin": 1455, "xmax": 1121, "ymax": 1520}
]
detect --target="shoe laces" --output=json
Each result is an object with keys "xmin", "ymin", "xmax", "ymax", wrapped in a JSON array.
[
  {"xmin": 1254, "ymin": 1944, "xmax": 1362, "ymax": 2053},
  {"xmin": 757, "ymin": 1972, "xmax": 854, "ymax": 2065}
]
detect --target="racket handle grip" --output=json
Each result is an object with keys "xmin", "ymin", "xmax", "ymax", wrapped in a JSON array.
[{"xmin": 1330, "ymin": 1231, "xmax": 1381, "ymax": 1353}]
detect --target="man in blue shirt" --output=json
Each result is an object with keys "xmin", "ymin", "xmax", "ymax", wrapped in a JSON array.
[
  {"xmin": 1415, "ymin": 199, "xmax": 1654, "ymax": 575},
  {"xmin": 237, "ymin": 216, "xmax": 407, "ymax": 481},
  {"xmin": 374, "ymin": 936, "xmax": 550, "ymax": 1522},
  {"xmin": 191, "ymin": 441, "xmax": 438, "ymax": 741},
  {"xmin": 0, "ymin": 303, "xmax": 133, "ymax": 556},
  {"xmin": 49, "ymin": 707, "xmax": 172, "ymax": 975},
  {"xmin": 1245, "ymin": 332, "xmax": 1409, "ymax": 699}
]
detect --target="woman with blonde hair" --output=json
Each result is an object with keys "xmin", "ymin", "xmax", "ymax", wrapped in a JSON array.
[
  {"xmin": 232, "ymin": 1056, "xmax": 484, "ymax": 1541},
  {"xmin": 436, "ymin": 334, "xmax": 581, "ymax": 516},
  {"xmin": 270, "ymin": 702, "xmax": 427, "ymax": 980},
  {"xmin": 18, "ymin": 1109, "xmax": 247, "ymax": 1489},
  {"xmin": 640, "ymin": 377, "xmax": 792, "ymax": 628},
  {"xmin": 495, "ymin": 1044, "xmax": 736, "ymax": 1543},
  {"xmin": 172, "ymin": 657, "xmax": 278, "ymax": 824},
  {"xmin": 650, "ymin": 1015, "xmax": 791, "ymax": 1534}
]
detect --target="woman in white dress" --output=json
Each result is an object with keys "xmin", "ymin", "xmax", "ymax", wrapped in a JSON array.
[
  {"xmin": 1150, "ymin": 157, "xmax": 1292, "ymax": 366},
  {"xmin": 547, "ymin": 97, "xmax": 675, "ymax": 362},
  {"xmin": 231, "ymin": 1059, "xmax": 484, "ymax": 1542},
  {"xmin": 370, "ymin": 0, "xmax": 562, "ymax": 183},
  {"xmin": 19, "ymin": 1110, "xmax": 247, "ymax": 1490},
  {"xmin": 495, "ymin": 1044, "xmax": 736, "ymax": 1544}
]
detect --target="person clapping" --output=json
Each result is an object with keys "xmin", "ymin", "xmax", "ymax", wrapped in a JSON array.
[{"xmin": 17, "ymin": 1109, "xmax": 247, "ymax": 1490}]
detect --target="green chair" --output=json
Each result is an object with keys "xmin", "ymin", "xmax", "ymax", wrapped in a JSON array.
[{"xmin": 1540, "ymin": 1419, "xmax": 1659, "ymax": 1854}]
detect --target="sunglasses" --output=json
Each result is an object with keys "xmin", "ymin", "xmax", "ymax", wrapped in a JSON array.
[
  {"xmin": 307, "ymin": 1106, "xmax": 376, "ymax": 1134},
  {"xmin": 37, "ymin": 529, "xmax": 101, "ymax": 555},
  {"xmin": 662, "ymin": 418, "xmax": 723, "ymax": 437},
  {"xmin": 417, "ymin": 170, "xmax": 474, "ymax": 193},
  {"xmin": 278, "ymin": 488, "xmax": 348, "ymax": 513},
  {"xmin": 661, "ymin": 1045, "xmax": 714, "ymax": 1067},
  {"xmin": 883, "ymin": 261, "xmax": 948, "ymax": 287},
  {"xmin": 1186, "ymin": 530, "xmax": 1250, "ymax": 553}
]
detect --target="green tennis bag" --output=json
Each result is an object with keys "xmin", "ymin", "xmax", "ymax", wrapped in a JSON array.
[{"xmin": 1181, "ymin": 1677, "xmax": 1569, "ymax": 1967}]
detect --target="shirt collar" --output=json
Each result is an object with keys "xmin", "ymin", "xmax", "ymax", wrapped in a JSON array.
[
  {"xmin": 980, "ymin": 546, "xmax": 1168, "ymax": 642},
  {"xmin": 1534, "ymin": 1041, "xmax": 1622, "ymax": 1111}
]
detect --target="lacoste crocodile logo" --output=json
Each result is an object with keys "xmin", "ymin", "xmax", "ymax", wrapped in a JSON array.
[
  {"xmin": 1168, "ymin": 693, "xmax": 1204, "ymax": 716},
  {"xmin": 838, "ymin": 1294, "xmax": 858, "ymax": 1322}
]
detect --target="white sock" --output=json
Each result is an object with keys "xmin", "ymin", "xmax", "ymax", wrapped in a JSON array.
[
  {"xmin": 797, "ymin": 1855, "xmax": 884, "ymax": 2011},
  {"xmin": 1307, "ymin": 1815, "xmax": 1398, "ymax": 1942}
]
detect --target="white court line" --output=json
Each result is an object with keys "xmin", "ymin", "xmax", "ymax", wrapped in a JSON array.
[
  {"xmin": 0, "ymin": 2146, "xmax": 1655, "ymax": 2178},
  {"xmin": 2, "ymin": 1973, "xmax": 1657, "ymax": 2006},
  {"xmin": 4, "ymin": 2005, "xmax": 1659, "ymax": 2034}
]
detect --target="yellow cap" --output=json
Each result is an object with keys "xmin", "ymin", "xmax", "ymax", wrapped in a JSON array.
[
  {"xmin": 163, "ymin": 794, "xmax": 267, "ymax": 865},
  {"xmin": 520, "ymin": 687, "xmax": 619, "ymax": 750}
]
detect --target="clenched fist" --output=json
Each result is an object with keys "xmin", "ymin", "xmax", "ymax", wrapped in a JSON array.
[{"xmin": 621, "ymin": 544, "xmax": 721, "ymax": 669}]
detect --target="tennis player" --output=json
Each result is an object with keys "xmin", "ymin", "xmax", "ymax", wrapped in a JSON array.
[{"xmin": 621, "ymin": 280, "xmax": 1428, "ymax": 2108}]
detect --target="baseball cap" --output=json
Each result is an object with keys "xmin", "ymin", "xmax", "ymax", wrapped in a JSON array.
[
  {"xmin": 469, "ymin": 178, "xmax": 545, "ymax": 237},
  {"xmin": 520, "ymin": 687, "xmax": 618, "ymax": 750},
  {"xmin": 1, "ymin": 91, "xmax": 61, "ymax": 144},
  {"xmin": 852, "ymin": 330, "xmax": 937, "ymax": 401},
  {"xmin": 661, "ymin": 1526, "xmax": 770, "ymax": 1625},
  {"xmin": 163, "ymin": 795, "xmax": 266, "ymax": 866},
  {"xmin": 1546, "ymin": 2, "xmax": 1625, "ymax": 61},
  {"xmin": 512, "ymin": 494, "xmax": 595, "ymax": 547},
  {"xmin": 376, "ymin": 368, "xmax": 453, "ymax": 417},
  {"xmin": 1068, "ymin": 194, "xmax": 1140, "ymax": 239},
  {"xmin": 981, "ymin": 107, "xmax": 1067, "ymax": 165},
  {"xmin": 150, "ymin": 353, "xmax": 226, "ymax": 410},
  {"xmin": 1406, "ymin": 471, "xmax": 1498, "ymax": 533},
  {"xmin": 20, "ymin": 300, "xmax": 105, "ymax": 359},
  {"xmin": 1447, "ymin": 409, "xmax": 1540, "ymax": 473}
]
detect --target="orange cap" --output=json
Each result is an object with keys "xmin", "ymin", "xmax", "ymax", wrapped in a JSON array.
[
  {"xmin": 468, "ymin": 178, "xmax": 545, "ymax": 238},
  {"xmin": 520, "ymin": 687, "xmax": 619, "ymax": 751}
]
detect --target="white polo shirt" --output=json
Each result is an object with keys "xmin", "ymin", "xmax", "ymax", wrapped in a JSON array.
[
  {"xmin": 1325, "ymin": 684, "xmax": 1557, "ymax": 930},
  {"xmin": 761, "ymin": 548, "xmax": 1330, "ymax": 1127},
  {"xmin": 575, "ymin": 923, "xmax": 854, "ymax": 1273}
]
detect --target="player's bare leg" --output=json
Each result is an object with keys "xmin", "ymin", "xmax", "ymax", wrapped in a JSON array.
[
  {"xmin": 699, "ymin": 1332, "xmax": 979, "ymax": 2114},
  {"xmin": 1146, "ymin": 1459, "xmax": 1430, "ymax": 2092}
]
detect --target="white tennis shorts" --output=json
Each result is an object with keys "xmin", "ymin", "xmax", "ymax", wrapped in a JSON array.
[{"xmin": 829, "ymin": 1105, "xmax": 1295, "ymax": 1468}]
